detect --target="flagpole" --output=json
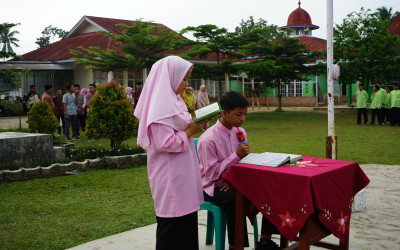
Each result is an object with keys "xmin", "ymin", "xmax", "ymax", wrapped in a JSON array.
[{"xmin": 326, "ymin": 0, "xmax": 336, "ymax": 159}]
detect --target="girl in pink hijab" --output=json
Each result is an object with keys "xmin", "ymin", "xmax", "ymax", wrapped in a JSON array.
[
  {"xmin": 125, "ymin": 87, "xmax": 133, "ymax": 98},
  {"xmin": 134, "ymin": 56, "xmax": 209, "ymax": 250}
]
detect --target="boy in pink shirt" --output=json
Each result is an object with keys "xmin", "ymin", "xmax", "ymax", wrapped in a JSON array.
[{"xmin": 198, "ymin": 91, "xmax": 279, "ymax": 250}]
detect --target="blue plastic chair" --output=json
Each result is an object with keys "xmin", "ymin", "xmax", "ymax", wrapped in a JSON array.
[{"xmin": 193, "ymin": 138, "xmax": 259, "ymax": 250}]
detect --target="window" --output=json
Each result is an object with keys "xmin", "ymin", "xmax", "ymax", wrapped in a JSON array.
[
  {"xmin": 93, "ymin": 70, "xmax": 108, "ymax": 84},
  {"xmin": 127, "ymin": 69, "xmax": 142, "ymax": 89},
  {"xmin": 280, "ymin": 80, "xmax": 303, "ymax": 97},
  {"xmin": 189, "ymin": 79, "xmax": 201, "ymax": 91},
  {"xmin": 114, "ymin": 70, "xmax": 124, "ymax": 85}
]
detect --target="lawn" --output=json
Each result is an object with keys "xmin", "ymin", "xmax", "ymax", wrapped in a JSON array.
[
  {"xmin": 0, "ymin": 110, "xmax": 399, "ymax": 249},
  {"xmin": 0, "ymin": 167, "xmax": 153, "ymax": 250}
]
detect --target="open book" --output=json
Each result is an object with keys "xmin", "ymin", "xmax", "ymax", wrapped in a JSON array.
[
  {"xmin": 239, "ymin": 152, "xmax": 303, "ymax": 167},
  {"xmin": 194, "ymin": 102, "xmax": 222, "ymax": 122}
]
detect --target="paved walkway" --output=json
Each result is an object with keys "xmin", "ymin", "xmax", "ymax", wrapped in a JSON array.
[
  {"xmin": 0, "ymin": 116, "xmax": 28, "ymax": 129},
  {"xmin": 68, "ymin": 211, "xmax": 277, "ymax": 250}
]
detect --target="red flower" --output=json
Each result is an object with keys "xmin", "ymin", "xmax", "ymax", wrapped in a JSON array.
[
  {"xmin": 337, "ymin": 211, "xmax": 348, "ymax": 234},
  {"xmin": 279, "ymin": 211, "xmax": 296, "ymax": 228}
]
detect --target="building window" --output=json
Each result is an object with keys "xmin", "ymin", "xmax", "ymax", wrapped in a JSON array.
[
  {"xmin": 127, "ymin": 69, "xmax": 142, "ymax": 89},
  {"xmin": 93, "ymin": 70, "xmax": 108, "ymax": 84},
  {"xmin": 114, "ymin": 69, "xmax": 124, "ymax": 85},
  {"xmin": 280, "ymin": 80, "xmax": 303, "ymax": 97},
  {"xmin": 189, "ymin": 79, "xmax": 202, "ymax": 91}
]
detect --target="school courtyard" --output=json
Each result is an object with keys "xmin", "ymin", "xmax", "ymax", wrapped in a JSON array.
[{"xmin": 0, "ymin": 109, "xmax": 399, "ymax": 249}]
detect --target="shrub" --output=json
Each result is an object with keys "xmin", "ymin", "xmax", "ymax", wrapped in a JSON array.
[
  {"xmin": 85, "ymin": 80, "xmax": 136, "ymax": 149},
  {"xmin": 27, "ymin": 101, "xmax": 58, "ymax": 134},
  {"xmin": 65, "ymin": 145, "xmax": 145, "ymax": 163}
]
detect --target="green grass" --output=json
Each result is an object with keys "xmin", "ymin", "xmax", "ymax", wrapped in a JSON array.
[
  {"xmin": 0, "ymin": 167, "xmax": 154, "ymax": 250},
  {"xmin": 1, "ymin": 110, "xmax": 399, "ymax": 249},
  {"xmin": 240, "ymin": 111, "xmax": 400, "ymax": 165},
  {"xmin": 0, "ymin": 127, "xmax": 30, "ymax": 133}
]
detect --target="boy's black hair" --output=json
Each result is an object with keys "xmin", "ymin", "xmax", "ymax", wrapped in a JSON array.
[
  {"xmin": 220, "ymin": 91, "xmax": 249, "ymax": 112},
  {"xmin": 56, "ymin": 88, "xmax": 62, "ymax": 91},
  {"xmin": 44, "ymin": 85, "xmax": 53, "ymax": 91},
  {"xmin": 375, "ymin": 85, "xmax": 380, "ymax": 91},
  {"xmin": 389, "ymin": 86, "xmax": 394, "ymax": 91},
  {"xmin": 88, "ymin": 83, "xmax": 96, "ymax": 88},
  {"xmin": 394, "ymin": 83, "xmax": 399, "ymax": 87},
  {"xmin": 358, "ymin": 84, "xmax": 364, "ymax": 87},
  {"xmin": 73, "ymin": 84, "xmax": 80, "ymax": 89},
  {"xmin": 66, "ymin": 84, "xmax": 73, "ymax": 90},
  {"xmin": 136, "ymin": 81, "xmax": 143, "ymax": 85},
  {"xmin": 29, "ymin": 85, "xmax": 36, "ymax": 89}
]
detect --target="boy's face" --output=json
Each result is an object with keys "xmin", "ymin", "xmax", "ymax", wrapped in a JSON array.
[
  {"xmin": 223, "ymin": 107, "xmax": 248, "ymax": 128},
  {"xmin": 358, "ymin": 85, "xmax": 363, "ymax": 91},
  {"xmin": 385, "ymin": 87, "xmax": 390, "ymax": 93}
]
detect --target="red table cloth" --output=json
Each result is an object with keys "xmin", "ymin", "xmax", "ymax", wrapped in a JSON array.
[{"xmin": 223, "ymin": 156, "xmax": 370, "ymax": 244}]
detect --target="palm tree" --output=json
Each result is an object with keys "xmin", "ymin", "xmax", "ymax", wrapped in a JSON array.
[
  {"xmin": 376, "ymin": 6, "xmax": 399, "ymax": 26},
  {"xmin": 0, "ymin": 23, "xmax": 20, "ymax": 54}
]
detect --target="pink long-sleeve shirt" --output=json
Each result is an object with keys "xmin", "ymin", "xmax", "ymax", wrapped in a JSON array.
[
  {"xmin": 198, "ymin": 120, "xmax": 247, "ymax": 196},
  {"xmin": 147, "ymin": 123, "xmax": 204, "ymax": 218}
]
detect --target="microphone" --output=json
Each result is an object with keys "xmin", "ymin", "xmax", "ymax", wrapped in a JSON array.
[{"xmin": 236, "ymin": 131, "xmax": 247, "ymax": 145}]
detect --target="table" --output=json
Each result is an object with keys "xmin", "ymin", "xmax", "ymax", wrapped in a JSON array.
[{"xmin": 223, "ymin": 156, "xmax": 370, "ymax": 250}]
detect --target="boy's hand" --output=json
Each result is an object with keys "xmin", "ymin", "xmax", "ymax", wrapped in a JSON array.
[
  {"xmin": 236, "ymin": 143, "xmax": 250, "ymax": 159},
  {"xmin": 219, "ymin": 181, "xmax": 230, "ymax": 192}
]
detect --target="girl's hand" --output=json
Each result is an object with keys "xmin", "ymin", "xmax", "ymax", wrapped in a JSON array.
[{"xmin": 185, "ymin": 118, "xmax": 210, "ymax": 137}]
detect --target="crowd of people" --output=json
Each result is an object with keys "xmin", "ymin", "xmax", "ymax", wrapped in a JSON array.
[
  {"xmin": 182, "ymin": 83, "xmax": 210, "ymax": 118},
  {"xmin": 23, "ymin": 81, "xmax": 143, "ymax": 141},
  {"xmin": 355, "ymin": 82, "xmax": 400, "ymax": 126}
]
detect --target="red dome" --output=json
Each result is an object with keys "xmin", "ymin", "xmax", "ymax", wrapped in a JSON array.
[{"xmin": 288, "ymin": 7, "xmax": 312, "ymax": 26}]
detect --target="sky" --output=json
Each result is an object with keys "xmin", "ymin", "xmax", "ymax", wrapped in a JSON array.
[{"xmin": 2, "ymin": 0, "xmax": 400, "ymax": 55}]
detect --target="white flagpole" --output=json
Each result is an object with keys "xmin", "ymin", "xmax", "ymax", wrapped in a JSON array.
[{"xmin": 327, "ymin": 0, "xmax": 336, "ymax": 159}]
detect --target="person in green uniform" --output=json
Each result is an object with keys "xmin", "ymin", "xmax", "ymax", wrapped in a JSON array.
[
  {"xmin": 376, "ymin": 82, "xmax": 386, "ymax": 125},
  {"xmin": 383, "ymin": 87, "xmax": 392, "ymax": 124},
  {"xmin": 370, "ymin": 85, "xmax": 382, "ymax": 125},
  {"xmin": 390, "ymin": 83, "xmax": 400, "ymax": 126},
  {"xmin": 355, "ymin": 84, "xmax": 369, "ymax": 124}
]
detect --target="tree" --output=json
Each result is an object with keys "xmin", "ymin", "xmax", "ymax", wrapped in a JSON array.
[
  {"xmin": 0, "ymin": 23, "xmax": 20, "ymax": 58},
  {"xmin": 85, "ymin": 81, "xmax": 136, "ymax": 149},
  {"xmin": 334, "ymin": 8, "xmax": 400, "ymax": 86},
  {"xmin": 235, "ymin": 16, "xmax": 280, "ymax": 41},
  {"xmin": 180, "ymin": 25, "xmax": 240, "ymax": 99},
  {"xmin": 71, "ymin": 20, "xmax": 180, "ymax": 72},
  {"xmin": 35, "ymin": 25, "xmax": 68, "ymax": 48},
  {"xmin": 375, "ymin": 6, "xmax": 399, "ymax": 26},
  {"xmin": 238, "ymin": 28, "xmax": 321, "ymax": 110}
]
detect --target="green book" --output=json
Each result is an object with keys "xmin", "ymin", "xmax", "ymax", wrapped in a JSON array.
[{"xmin": 194, "ymin": 102, "xmax": 222, "ymax": 123}]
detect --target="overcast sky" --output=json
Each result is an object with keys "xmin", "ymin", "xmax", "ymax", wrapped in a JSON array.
[{"xmin": 2, "ymin": 0, "xmax": 400, "ymax": 55}]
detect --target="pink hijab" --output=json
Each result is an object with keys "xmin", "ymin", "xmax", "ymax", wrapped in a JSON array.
[
  {"xmin": 134, "ymin": 56, "xmax": 193, "ymax": 149},
  {"xmin": 81, "ymin": 88, "xmax": 89, "ymax": 96},
  {"xmin": 125, "ymin": 87, "xmax": 133, "ymax": 98}
]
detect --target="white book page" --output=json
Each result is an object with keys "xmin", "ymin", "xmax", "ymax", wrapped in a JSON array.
[
  {"xmin": 239, "ymin": 153, "xmax": 289, "ymax": 167},
  {"xmin": 261, "ymin": 152, "xmax": 302, "ymax": 163},
  {"xmin": 195, "ymin": 102, "xmax": 220, "ymax": 119}
]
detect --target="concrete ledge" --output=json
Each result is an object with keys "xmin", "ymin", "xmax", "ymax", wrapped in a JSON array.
[
  {"xmin": 23, "ymin": 167, "xmax": 41, "ymax": 180},
  {"xmin": 352, "ymin": 190, "xmax": 367, "ymax": 212},
  {"xmin": 53, "ymin": 147, "xmax": 66, "ymax": 161},
  {"xmin": 0, "ymin": 154, "xmax": 147, "ymax": 183}
]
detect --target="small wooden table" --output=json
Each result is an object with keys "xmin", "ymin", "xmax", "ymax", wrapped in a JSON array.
[{"xmin": 223, "ymin": 156, "xmax": 369, "ymax": 250}]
